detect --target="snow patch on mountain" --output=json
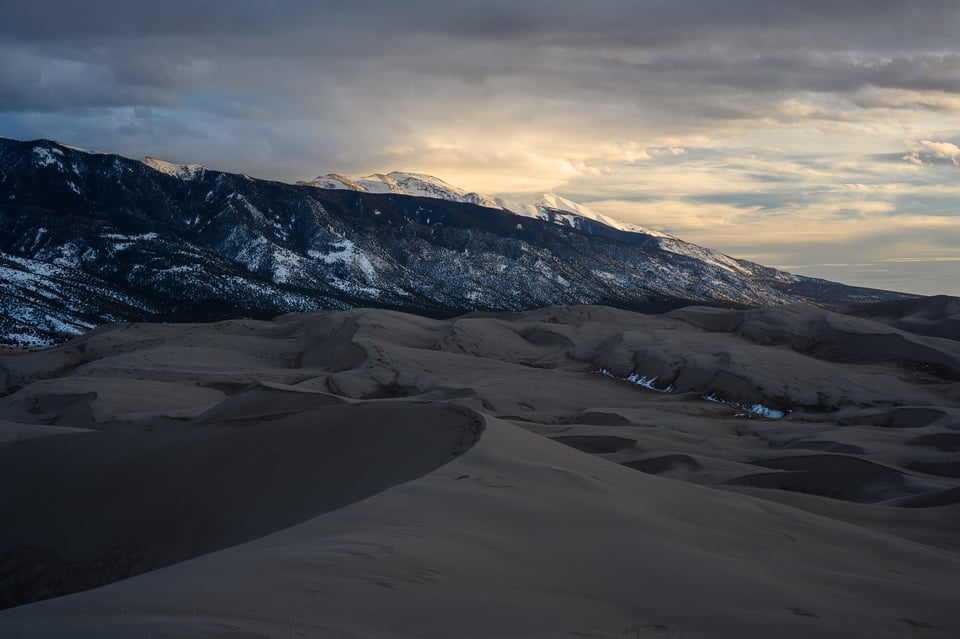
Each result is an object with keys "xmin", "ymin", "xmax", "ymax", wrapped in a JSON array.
[
  {"xmin": 33, "ymin": 147, "xmax": 63, "ymax": 169},
  {"xmin": 309, "ymin": 239, "xmax": 379, "ymax": 284},
  {"xmin": 0, "ymin": 250, "xmax": 155, "ymax": 346}
]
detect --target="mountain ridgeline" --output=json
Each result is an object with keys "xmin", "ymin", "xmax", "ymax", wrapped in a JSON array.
[{"xmin": 0, "ymin": 138, "xmax": 909, "ymax": 346}]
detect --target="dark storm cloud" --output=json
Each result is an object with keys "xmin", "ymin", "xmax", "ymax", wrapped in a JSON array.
[
  {"xmin": 4, "ymin": 1, "xmax": 958, "ymax": 56},
  {"xmin": 637, "ymin": 53, "xmax": 960, "ymax": 95},
  {"xmin": 4, "ymin": 1, "xmax": 957, "ymax": 53},
  {"xmin": 2, "ymin": 0, "xmax": 958, "ymax": 122},
  {"xmin": 0, "ymin": 1, "xmax": 336, "ymax": 40}
]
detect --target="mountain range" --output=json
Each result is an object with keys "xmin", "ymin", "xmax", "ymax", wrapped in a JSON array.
[{"xmin": 0, "ymin": 137, "xmax": 910, "ymax": 346}]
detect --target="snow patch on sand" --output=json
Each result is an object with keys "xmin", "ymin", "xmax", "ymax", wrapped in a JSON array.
[
  {"xmin": 596, "ymin": 368, "xmax": 676, "ymax": 393},
  {"xmin": 703, "ymin": 393, "xmax": 786, "ymax": 419}
]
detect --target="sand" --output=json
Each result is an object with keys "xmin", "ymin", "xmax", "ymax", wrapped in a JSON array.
[{"xmin": 1, "ymin": 301, "xmax": 958, "ymax": 637}]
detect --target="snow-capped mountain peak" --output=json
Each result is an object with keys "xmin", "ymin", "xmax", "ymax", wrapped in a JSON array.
[
  {"xmin": 141, "ymin": 157, "xmax": 206, "ymax": 181},
  {"xmin": 382, "ymin": 171, "xmax": 464, "ymax": 195},
  {"xmin": 302, "ymin": 171, "xmax": 668, "ymax": 235},
  {"xmin": 532, "ymin": 193, "xmax": 668, "ymax": 236},
  {"xmin": 305, "ymin": 171, "xmax": 470, "ymax": 199},
  {"xmin": 533, "ymin": 193, "xmax": 598, "ymax": 218}
]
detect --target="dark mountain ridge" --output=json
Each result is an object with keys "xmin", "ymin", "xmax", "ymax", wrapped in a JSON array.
[{"xmin": 0, "ymin": 137, "xmax": 911, "ymax": 346}]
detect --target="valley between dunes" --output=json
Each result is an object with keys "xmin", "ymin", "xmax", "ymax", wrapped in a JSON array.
[{"xmin": 1, "ymin": 298, "xmax": 959, "ymax": 638}]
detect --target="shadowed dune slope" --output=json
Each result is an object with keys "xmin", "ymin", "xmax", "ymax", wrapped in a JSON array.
[
  {"xmin": 0, "ymin": 416, "xmax": 958, "ymax": 638},
  {"xmin": 834, "ymin": 295, "xmax": 960, "ymax": 341},
  {"xmin": 1, "ymin": 301, "xmax": 959, "ymax": 637},
  {"xmin": 0, "ymin": 399, "xmax": 482, "ymax": 609}
]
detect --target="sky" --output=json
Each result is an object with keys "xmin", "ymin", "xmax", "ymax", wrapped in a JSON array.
[{"xmin": 2, "ymin": 1, "xmax": 959, "ymax": 295}]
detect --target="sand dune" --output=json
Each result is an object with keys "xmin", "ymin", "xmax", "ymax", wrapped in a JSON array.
[
  {"xmin": 0, "ymin": 398, "xmax": 481, "ymax": 610},
  {"xmin": 1, "ymin": 301, "xmax": 958, "ymax": 636},
  {"xmin": 834, "ymin": 295, "xmax": 960, "ymax": 341}
]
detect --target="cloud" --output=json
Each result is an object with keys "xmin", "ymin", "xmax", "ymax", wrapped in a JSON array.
[
  {"xmin": 878, "ymin": 257, "xmax": 960, "ymax": 263},
  {"xmin": 902, "ymin": 140, "xmax": 960, "ymax": 166},
  {"xmin": 3, "ymin": 2, "xmax": 958, "ymax": 119}
]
